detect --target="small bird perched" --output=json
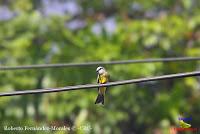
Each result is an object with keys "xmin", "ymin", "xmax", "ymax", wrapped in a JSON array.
[
  {"xmin": 179, "ymin": 120, "xmax": 191, "ymax": 128},
  {"xmin": 95, "ymin": 66, "xmax": 109, "ymax": 105}
]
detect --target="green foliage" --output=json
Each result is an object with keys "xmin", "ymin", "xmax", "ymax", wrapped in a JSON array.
[{"xmin": 0, "ymin": 0, "xmax": 200, "ymax": 134}]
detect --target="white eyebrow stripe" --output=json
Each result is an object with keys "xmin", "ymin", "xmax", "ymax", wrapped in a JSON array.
[{"xmin": 97, "ymin": 67, "xmax": 103, "ymax": 72}]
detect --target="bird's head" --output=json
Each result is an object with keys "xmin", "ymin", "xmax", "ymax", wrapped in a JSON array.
[{"xmin": 96, "ymin": 66, "xmax": 105, "ymax": 75}]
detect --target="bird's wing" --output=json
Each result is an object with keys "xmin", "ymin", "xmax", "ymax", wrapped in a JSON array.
[
  {"xmin": 97, "ymin": 74, "xmax": 100, "ymax": 91},
  {"xmin": 97, "ymin": 74, "xmax": 100, "ymax": 83}
]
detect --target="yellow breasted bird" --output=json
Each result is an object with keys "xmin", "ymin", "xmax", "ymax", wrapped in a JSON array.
[
  {"xmin": 95, "ymin": 66, "xmax": 109, "ymax": 105},
  {"xmin": 179, "ymin": 120, "xmax": 191, "ymax": 128}
]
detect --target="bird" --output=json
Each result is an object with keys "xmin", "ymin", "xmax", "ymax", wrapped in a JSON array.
[
  {"xmin": 179, "ymin": 120, "xmax": 191, "ymax": 128},
  {"xmin": 95, "ymin": 66, "xmax": 109, "ymax": 105}
]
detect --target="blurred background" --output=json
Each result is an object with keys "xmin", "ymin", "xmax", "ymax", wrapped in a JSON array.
[{"xmin": 0, "ymin": 0, "xmax": 200, "ymax": 133}]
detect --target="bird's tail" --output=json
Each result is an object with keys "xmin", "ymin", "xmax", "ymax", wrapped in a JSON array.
[{"xmin": 95, "ymin": 94, "xmax": 104, "ymax": 105}]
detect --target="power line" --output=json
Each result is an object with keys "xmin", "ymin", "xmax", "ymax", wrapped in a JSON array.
[
  {"xmin": 0, "ymin": 57, "xmax": 200, "ymax": 71},
  {"xmin": 0, "ymin": 71, "xmax": 199, "ymax": 97}
]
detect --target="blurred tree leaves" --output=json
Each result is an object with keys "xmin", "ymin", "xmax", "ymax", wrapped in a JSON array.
[{"xmin": 0, "ymin": 0, "xmax": 200, "ymax": 134}]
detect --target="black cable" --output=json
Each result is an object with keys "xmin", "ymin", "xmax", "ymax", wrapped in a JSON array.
[
  {"xmin": 0, "ymin": 71, "xmax": 199, "ymax": 97},
  {"xmin": 0, "ymin": 57, "xmax": 200, "ymax": 71}
]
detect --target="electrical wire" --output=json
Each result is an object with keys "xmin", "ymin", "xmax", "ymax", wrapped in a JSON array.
[
  {"xmin": 0, "ymin": 57, "xmax": 200, "ymax": 71},
  {"xmin": 0, "ymin": 71, "xmax": 199, "ymax": 97}
]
